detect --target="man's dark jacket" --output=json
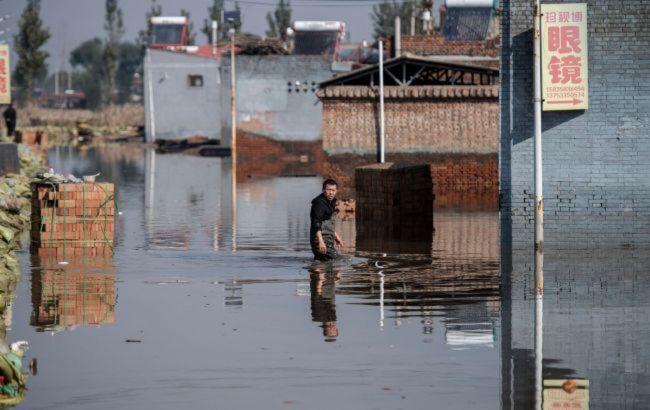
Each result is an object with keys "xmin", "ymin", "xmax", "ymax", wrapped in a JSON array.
[{"xmin": 309, "ymin": 193, "xmax": 336, "ymax": 242}]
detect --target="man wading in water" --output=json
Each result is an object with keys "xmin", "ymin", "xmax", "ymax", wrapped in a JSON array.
[{"xmin": 310, "ymin": 179, "xmax": 344, "ymax": 261}]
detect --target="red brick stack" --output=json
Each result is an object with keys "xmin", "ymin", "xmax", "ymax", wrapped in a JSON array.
[
  {"xmin": 355, "ymin": 163, "xmax": 434, "ymax": 252},
  {"xmin": 31, "ymin": 182, "xmax": 115, "ymax": 258}
]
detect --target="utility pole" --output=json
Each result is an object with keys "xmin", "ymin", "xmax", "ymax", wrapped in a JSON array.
[
  {"xmin": 533, "ymin": 1, "xmax": 544, "ymax": 409},
  {"xmin": 378, "ymin": 40, "xmax": 385, "ymax": 164},
  {"xmin": 533, "ymin": 0, "xmax": 544, "ymax": 292},
  {"xmin": 230, "ymin": 28, "xmax": 237, "ymax": 253},
  {"xmin": 211, "ymin": 20, "xmax": 218, "ymax": 56},
  {"xmin": 54, "ymin": 70, "xmax": 59, "ymax": 96}
]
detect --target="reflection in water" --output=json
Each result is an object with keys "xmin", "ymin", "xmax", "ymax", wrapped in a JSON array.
[
  {"xmin": 30, "ymin": 256, "xmax": 115, "ymax": 332},
  {"xmin": 145, "ymin": 150, "xmax": 229, "ymax": 250},
  {"xmin": 224, "ymin": 280, "xmax": 243, "ymax": 309},
  {"xmin": 444, "ymin": 303, "xmax": 498, "ymax": 349},
  {"xmin": 501, "ymin": 248, "xmax": 650, "ymax": 408},
  {"xmin": 144, "ymin": 149, "xmax": 318, "ymax": 254},
  {"xmin": 337, "ymin": 211, "xmax": 501, "ymax": 348},
  {"xmin": 543, "ymin": 379, "xmax": 589, "ymax": 410},
  {"xmin": 308, "ymin": 262, "xmax": 340, "ymax": 342}
]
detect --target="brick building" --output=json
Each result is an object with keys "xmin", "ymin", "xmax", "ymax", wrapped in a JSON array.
[
  {"xmin": 500, "ymin": 0, "xmax": 650, "ymax": 249},
  {"xmin": 317, "ymin": 55, "xmax": 500, "ymax": 207}
]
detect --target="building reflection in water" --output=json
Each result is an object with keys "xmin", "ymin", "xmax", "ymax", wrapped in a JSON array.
[
  {"xmin": 310, "ymin": 211, "xmax": 501, "ymax": 346},
  {"xmin": 144, "ymin": 150, "xmax": 230, "ymax": 251},
  {"xmin": 501, "ymin": 245, "xmax": 650, "ymax": 408},
  {"xmin": 30, "ymin": 256, "xmax": 116, "ymax": 332}
]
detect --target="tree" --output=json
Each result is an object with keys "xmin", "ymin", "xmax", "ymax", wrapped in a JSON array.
[
  {"xmin": 202, "ymin": 0, "xmax": 242, "ymax": 42},
  {"xmin": 265, "ymin": 0, "xmax": 292, "ymax": 41},
  {"xmin": 116, "ymin": 42, "xmax": 141, "ymax": 103},
  {"xmin": 202, "ymin": 0, "xmax": 224, "ymax": 42},
  {"xmin": 70, "ymin": 38, "xmax": 104, "ymax": 108},
  {"xmin": 102, "ymin": 0, "xmax": 124, "ymax": 106},
  {"xmin": 138, "ymin": 0, "xmax": 162, "ymax": 46},
  {"xmin": 371, "ymin": 0, "xmax": 420, "ymax": 39},
  {"xmin": 231, "ymin": 2, "xmax": 243, "ymax": 34},
  {"xmin": 13, "ymin": 0, "xmax": 50, "ymax": 105},
  {"xmin": 180, "ymin": 9, "xmax": 196, "ymax": 46}
]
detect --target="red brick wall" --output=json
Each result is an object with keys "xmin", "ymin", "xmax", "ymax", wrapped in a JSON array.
[
  {"xmin": 400, "ymin": 34, "xmax": 500, "ymax": 57},
  {"xmin": 430, "ymin": 155, "xmax": 498, "ymax": 209},
  {"xmin": 320, "ymin": 85, "xmax": 499, "ymax": 154}
]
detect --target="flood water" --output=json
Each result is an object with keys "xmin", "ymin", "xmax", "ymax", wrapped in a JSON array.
[{"xmin": 6, "ymin": 146, "xmax": 650, "ymax": 409}]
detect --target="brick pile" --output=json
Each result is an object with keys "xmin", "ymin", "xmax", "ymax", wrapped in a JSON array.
[
  {"xmin": 323, "ymin": 153, "xmax": 498, "ymax": 209},
  {"xmin": 31, "ymin": 182, "xmax": 115, "ymax": 258},
  {"xmin": 355, "ymin": 163, "xmax": 434, "ymax": 250},
  {"xmin": 31, "ymin": 256, "xmax": 115, "ymax": 330}
]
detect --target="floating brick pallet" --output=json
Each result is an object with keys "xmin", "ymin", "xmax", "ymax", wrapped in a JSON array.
[{"xmin": 31, "ymin": 182, "xmax": 115, "ymax": 258}]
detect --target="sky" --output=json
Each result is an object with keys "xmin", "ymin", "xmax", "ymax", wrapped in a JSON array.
[{"xmin": 0, "ymin": 0, "xmax": 443, "ymax": 71}]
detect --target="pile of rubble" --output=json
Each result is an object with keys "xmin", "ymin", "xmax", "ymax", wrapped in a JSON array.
[{"xmin": 234, "ymin": 34, "xmax": 288, "ymax": 55}]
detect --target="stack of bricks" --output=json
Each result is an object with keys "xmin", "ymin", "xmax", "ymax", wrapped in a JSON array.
[
  {"xmin": 355, "ymin": 163, "xmax": 434, "ymax": 252},
  {"xmin": 31, "ymin": 182, "xmax": 115, "ymax": 258},
  {"xmin": 31, "ymin": 256, "xmax": 116, "ymax": 331}
]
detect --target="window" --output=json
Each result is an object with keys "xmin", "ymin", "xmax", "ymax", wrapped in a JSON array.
[{"xmin": 188, "ymin": 75, "xmax": 204, "ymax": 87}]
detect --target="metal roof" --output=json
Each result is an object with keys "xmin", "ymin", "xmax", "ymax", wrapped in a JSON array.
[{"xmin": 319, "ymin": 54, "xmax": 499, "ymax": 88}]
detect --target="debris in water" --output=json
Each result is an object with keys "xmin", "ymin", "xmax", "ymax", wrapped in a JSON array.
[
  {"xmin": 562, "ymin": 379, "xmax": 577, "ymax": 394},
  {"xmin": 29, "ymin": 358, "xmax": 38, "ymax": 376},
  {"xmin": 143, "ymin": 280, "xmax": 190, "ymax": 285}
]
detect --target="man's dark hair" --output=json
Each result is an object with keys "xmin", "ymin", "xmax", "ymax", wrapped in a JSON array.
[{"xmin": 322, "ymin": 178, "xmax": 338, "ymax": 190}]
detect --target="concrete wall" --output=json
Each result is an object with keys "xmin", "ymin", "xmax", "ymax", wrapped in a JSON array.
[
  {"xmin": 144, "ymin": 49, "xmax": 221, "ymax": 142},
  {"xmin": 220, "ymin": 55, "xmax": 335, "ymax": 144},
  {"xmin": 500, "ymin": 0, "xmax": 650, "ymax": 250},
  {"xmin": 319, "ymin": 85, "xmax": 499, "ymax": 154}
]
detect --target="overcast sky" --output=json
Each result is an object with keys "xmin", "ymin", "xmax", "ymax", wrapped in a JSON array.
[{"xmin": 0, "ymin": 0, "xmax": 443, "ymax": 71}]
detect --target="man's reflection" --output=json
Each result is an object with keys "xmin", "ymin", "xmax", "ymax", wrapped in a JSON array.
[{"xmin": 309, "ymin": 262, "xmax": 341, "ymax": 342}]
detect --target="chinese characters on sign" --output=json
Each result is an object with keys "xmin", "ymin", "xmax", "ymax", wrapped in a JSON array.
[
  {"xmin": 541, "ymin": 3, "xmax": 588, "ymax": 111},
  {"xmin": 0, "ymin": 45, "xmax": 9, "ymax": 104}
]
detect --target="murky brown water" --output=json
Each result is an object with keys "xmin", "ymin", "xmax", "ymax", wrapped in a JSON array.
[{"xmin": 6, "ymin": 146, "xmax": 650, "ymax": 409}]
